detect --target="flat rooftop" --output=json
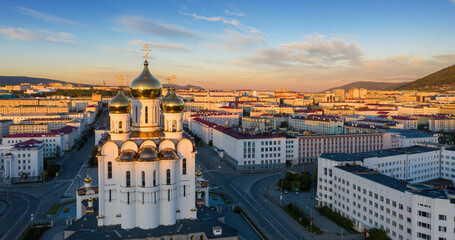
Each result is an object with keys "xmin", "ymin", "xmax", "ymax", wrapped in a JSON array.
[
  {"xmin": 336, "ymin": 164, "xmax": 408, "ymax": 192},
  {"xmin": 320, "ymin": 146, "xmax": 437, "ymax": 162}
]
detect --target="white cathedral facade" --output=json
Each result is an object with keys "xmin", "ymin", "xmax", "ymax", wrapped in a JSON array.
[{"xmin": 97, "ymin": 59, "xmax": 197, "ymax": 230}]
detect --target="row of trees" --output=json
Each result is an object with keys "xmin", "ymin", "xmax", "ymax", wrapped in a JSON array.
[{"xmin": 278, "ymin": 171, "xmax": 312, "ymax": 191}]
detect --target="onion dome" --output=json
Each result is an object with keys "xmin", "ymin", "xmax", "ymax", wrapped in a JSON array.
[
  {"xmin": 88, "ymin": 196, "xmax": 94, "ymax": 203},
  {"xmin": 160, "ymin": 88, "xmax": 171, "ymax": 110},
  {"xmin": 197, "ymin": 189, "xmax": 202, "ymax": 194},
  {"xmin": 160, "ymin": 148, "xmax": 179, "ymax": 160},
  {"xmin": 136, "ymin": 146, "xmax": 159, "ymax": 161},
  {"xmin": 84, "ymin": 174, "xmax": 92, "ymax": 184},
  {"xmin": 196, "ymin": 168, "xmax": 202, "ymax": 177},
  {"xmin": 130, "ymin": 60, "xmax": 162, "ymax": 99},
  {"xmin": 109, "ymin": 90, "xmax": 131, "ymax": 114},
  {"xmin": 163, "ymin": 89, "xmax": 184, "ymax": 113}
]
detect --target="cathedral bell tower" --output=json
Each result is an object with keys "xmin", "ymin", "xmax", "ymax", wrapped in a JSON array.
[
  {"xmin": 163, "ymin": 74, "xmax": 184, "ymax": 139},
  {"xmin": 129, "ymin": 45, "xmax": 163, "ymax": 132},
  {"xmin": 108, "ymin": 77, "xmax": 131, "ymax": 141}
]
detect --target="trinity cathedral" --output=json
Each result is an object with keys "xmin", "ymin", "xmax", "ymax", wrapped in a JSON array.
[{"xmin": 65, "ymin": 49, "xmax": 238, "ymax": 240}]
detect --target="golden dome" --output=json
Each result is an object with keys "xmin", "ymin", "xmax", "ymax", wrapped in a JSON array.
[
  {"xmin": 130, "ymin": 60, "xmax": 162, "ymax": 99},
  {"xmin": 195, "ymin": 168, "xmax": 202, "ymax": 177},
  {"xmin": 84, "ymin": 174, "xmax": 92, "ymax": 184},
  {"xmin": 88, "ymin": 196, "xmax": 94, "ymax": 202},
  {"xmin": 109, "ymin": 90, "xmax": 131, "ymax": 114},
  {"xmin": 159, "ymin": 88, "xmax": 171, "ymax": 110},
  {"xmin": 197, "ymin": 189, "xmax": 202, "ymax": 194},
  {"xmin": 163, "ymin": 89, "xmax": 184, "ymax": 113}
]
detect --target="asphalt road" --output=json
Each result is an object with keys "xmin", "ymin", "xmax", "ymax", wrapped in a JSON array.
[
  {"xmin": 196, "ymin": 146, "xmax": 316, "ymax": 240},
  {"xmin": 0, "ymin": 135, "xmax": 95, "ymax": 240}
]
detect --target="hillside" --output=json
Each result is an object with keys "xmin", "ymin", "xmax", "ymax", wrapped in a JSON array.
[
  {"xmin": 399, "ymin": 64, "xmax": 455, "ymax": 90},
  {"xmin": 0, "ymin": 76, "xmax": 204, "ymax": 90},
  {"xmin": 0, "ymin": 76, "xmax": 83, "ymax": 86},
  {"xmin": 325, "ymin": 81, "xmax": 409, "ymax": 92}
]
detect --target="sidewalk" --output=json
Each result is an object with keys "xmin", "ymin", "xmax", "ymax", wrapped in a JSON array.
[{"xmin": 266, "ymin": 179, "xmax": 364, "ymax": 240}]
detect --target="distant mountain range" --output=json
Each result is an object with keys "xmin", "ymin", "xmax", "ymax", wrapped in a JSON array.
[
  {"xmin": 399, "ymin": 64, "xmax": 455, "ymax": 90},
  {"xmin": 0, "ymin": 76, "xmax": 204, "ymax": 90},
  {"xmin": 326, "ymin": 63, "xmax": 455, "ymax": 92},
  {"xmin": 325, "ymin": 81, "xmax": 409, "ymax": 92}
]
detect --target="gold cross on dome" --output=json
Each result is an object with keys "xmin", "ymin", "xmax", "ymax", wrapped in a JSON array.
[
  {"xmin": 141, "ymin": 44, "xmax": 151, "ymax": 60},
  {"xmin": 169, "ymin": 74, "xmax": 177, "ymax": 87}
]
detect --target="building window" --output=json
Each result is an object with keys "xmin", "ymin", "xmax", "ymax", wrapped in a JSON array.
[
  {"xmin": 107, "ymin": 162, "xmax": 112, "ymax": 179},
  {"xmin": 145, "ymin": 106, "xmax": 148, "ymax": 123},
  {"xmin": 119, "ymin": 121, "xmax": 123, "ymax": 129},
  {"xmin": 127, "ymin": 192, "xmax": 130, "ymax": 205},
  {"xmin": 126, "ymin": 171, "xmax": 131, "ymax": 187},
  {"xmin": 182, "ymin": 158, "xmax": 187, "ymax": 175},
  {"xmin": 168, "ymin": 189, "xmax": 170, "ymax": 201},
  {"xmin": 153, "ymin": 170, "xmax": 157, "ymax": 186},
  {"xmin": 142, "ymin": 171, "xmax": 145, "ymax": 187},
  {"xmin": 135, "ymin": 106, "xmax": 138, "ymax": 123},
  {"xmin": 109, "ymin": 189, "xmax": 112, "ymax": 202},
  {"xmin": 166, "ymin": 169, "xmax": 171, "ymax": 185},
  {"xmin": 184, "ymin": 185, "xmax": 186, "ymax": 197}
]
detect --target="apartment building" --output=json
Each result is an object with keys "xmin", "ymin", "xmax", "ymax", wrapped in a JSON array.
[
  {"xmin": 297, "ymin": 133, "xmax": 391, "ymax": 163},
  {"xmin": 429, "ymin": 116, "xmax": 455, "ymax": 132},
  {"xmin": 190, "ymin": 118, "xmax": 286, "ymax": 171},
  {"xmin": 0, "ymin": 139, "xmax": 43, "ymax": 179},
  {"xmin": 289, "ymin": 115, "xmax": 344, "ymax": 135},
  {"xmin": 0, "ymin": 120, "xmax": 12, "ymax": 137},
  {"xmin": 317, "ymin": 146, "xmax": 455, "ymax": 240},
  {"xmin": 9, "ymin": 124, "xmax": 49, "ymax": 134}
]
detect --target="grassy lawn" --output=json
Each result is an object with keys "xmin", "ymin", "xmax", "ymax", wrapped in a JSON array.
[
  {"xmin": 21, "ymin": 225, "xmax": 50, "ymax": 240},
  {"xmin": 48, "ymin": 200, "xmax": 76, "ymax": 215},
  {"xmin": 315, "ymin": 207, "xmax": 358, "ymax": 234},
  {"xmin": 210, "ymin": 192, "xmax": 230, "ymax": 204},
  {"xmin": 282, "ymin": 203, "xmax": 322, "ymax": 234}
]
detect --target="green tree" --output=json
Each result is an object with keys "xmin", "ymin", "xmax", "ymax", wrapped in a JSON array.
[
  {"xmin": 299, "ymin": 171, "xmax": 312, "ymax": 191},
  {"xmin": 54, "ymin": 145, "xmax": 61, "ymax": 159},
  {"xmin": 88, "ymin": 146, "xmax": 98, "ymax": 167},
  {"xmin": 368, "ymin": 228, "xmax": 391, "ymax": 240},
  {"xmin": 279, "ymin": 121, "xmax": 288, "ymax": 128}
]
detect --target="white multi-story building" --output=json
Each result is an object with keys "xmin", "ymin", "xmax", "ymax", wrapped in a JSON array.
[
  {"xmin": 317, "ymin": 145, "xmax": 455, "ymax": 240},
  {"xmin": 2, "ymin": 132, "xmax": 64, "ymax": 158},
  {"xmin": 289, "ymin": 115, "xmax": 344, "ymax": 135},
  {"xmin": 190, "ymin": 118, "xmax": 286, "ymax": 171},
  {"xmin": 389, "ymin": 129, "xmax": 439, "ymax": 149},
  {"xmin": 0, "ymin": 139, "xmax": 43, "ymax": 179}
]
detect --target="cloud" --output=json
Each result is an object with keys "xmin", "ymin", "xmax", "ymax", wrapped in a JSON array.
[
  {"xmin": 128, "ymin": 40, "xmax": 187, "ymax": 51},
  {"xmin": 101, "ymin": 46, "xmax": 137, "ymax": 54},
  {"xmin": 203, "ymin": 29, "xmax": 265, "ymax": 51},
  {"xmin": 16, "ymin": 6, "xmax": 81, "ymax": 25},
  {"xmin": 243, "ymin": 34, "xmax": 363, "ymax": 68},
  {"xmin": 118, "ymin": 16, "xmax": 200, "ymax": 40},
  {"xmin": 0, "ymin": 27, "xmax": 74, "ymax": 43},
  {"xmin": 224, "ymin": 10, "xmax": 246, "ymax": 17},
  {"xmin": 181, "ymin": 12, "xmax": 266, "ymax": 37},
  {"xmin": 450, "ymin": 0, "xmax": 455, "ymax": 4}
]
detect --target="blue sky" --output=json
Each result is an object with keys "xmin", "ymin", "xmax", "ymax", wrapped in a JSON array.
[{"xmin": 0, "ymin": 0, "xmax": 454, "ymax": 91}]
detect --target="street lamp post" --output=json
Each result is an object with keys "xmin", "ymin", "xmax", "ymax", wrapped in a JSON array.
[{"xmin": 279, "ymin": 172, "xmax": 284, "ymax": 207}]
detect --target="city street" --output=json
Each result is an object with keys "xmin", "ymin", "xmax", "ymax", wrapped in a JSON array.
[
  {"xmin": 196, "ymin": 146, "xmax": 365, "ymax": 240},
  {"xmin": 0, "ymin": 135, "xmax": 95, "ymax": 240},
  {"xmin": 196, "ymin": 146, "xmax": 316, "ymax": 240}
]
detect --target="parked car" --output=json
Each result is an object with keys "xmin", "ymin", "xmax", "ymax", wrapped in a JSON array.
[
  {"xmin": 294, "ymin": 189, "xmax": 300, "ymax": 195},
  {"xmin": 284, "ymin": 189, "xmax": 289, "ymax": 194}
]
